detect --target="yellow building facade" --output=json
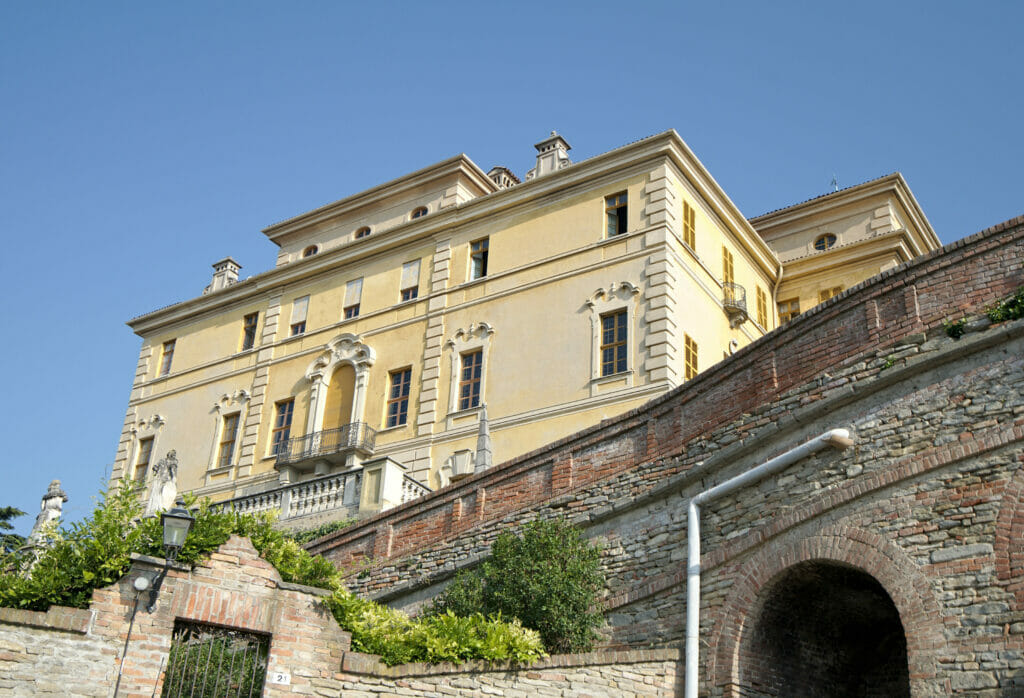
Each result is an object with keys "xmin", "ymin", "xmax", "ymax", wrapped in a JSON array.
[{"xmin": 111, "ymin": 132, "xmax": 937, "ymax": 523}]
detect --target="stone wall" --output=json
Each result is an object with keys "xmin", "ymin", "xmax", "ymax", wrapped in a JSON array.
[
  {"xmin": 306, "ymin": 216, "xmax": 1024, "ymax": 696},
  {"xmin": 0, "ymin": 537, "xmax": 682, "ymax": 697},
  {"xmin": 334, "ymin": 649, "xmax": 681, "ymax": 697},
  {"xmin": 0, "ymin": 606, "xmax": 108, "ymax": 696}
]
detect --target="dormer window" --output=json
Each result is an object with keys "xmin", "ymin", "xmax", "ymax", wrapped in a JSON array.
[
  {"xmin": 355, "ymin": 226, "xmax": 371, "ymax": 239},
  {"xmin": 814, "ymin": 234, "xmax": 837, "ymax": 251},
  {"xmin": 302, "ymin": 245, "xmax": 319, "ymax": 258},
  {"xmin": 411, "ymin": 206, "xmax": 429, "ymax": 220}
]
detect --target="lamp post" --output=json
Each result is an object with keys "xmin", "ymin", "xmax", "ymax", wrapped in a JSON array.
[{"xmin": 115, "ymin": 497, "xmax": 195, "ymax": 698}]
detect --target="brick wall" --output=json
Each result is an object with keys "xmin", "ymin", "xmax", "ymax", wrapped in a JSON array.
[
  {"xmin": 310, "ymin": 216, "xmax": 1024, "ymax": 575},
  {"xmin": 310, "ymin": 216, "xmax": 1024, "ymax": 696},
  {"xmin": 0, "ymin": 537, "xmax": 686, "ymax": 696}
]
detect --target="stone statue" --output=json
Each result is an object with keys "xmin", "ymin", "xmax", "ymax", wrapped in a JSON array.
[
  {"xmin": 145, "ymin": 450, "xmax": 179, "ymax": 517},
  {"xmin": 27, "ymin": 479, "xmax": 67, "ymax": 545}
]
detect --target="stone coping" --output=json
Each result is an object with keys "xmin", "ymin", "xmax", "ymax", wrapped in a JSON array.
[
  {"xmin": 0, "ymin": 605, "xmax": 93, "ymax": 634},
  {"xmin": 339, "ymin": 646, "xmax": 682, "ymax": 677}
]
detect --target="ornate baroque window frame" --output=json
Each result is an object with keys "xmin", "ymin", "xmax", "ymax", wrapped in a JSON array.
[
  {"xmin": 585, "ymin": 282, "xmax": 641, "ymax": 396},
  {"xmin": 444, "ymin": 322, "xmax": 494, "ymax": 429},
  {"xmin": 206, "ymin": 390, "xmax": 251, "ymax": 478}
]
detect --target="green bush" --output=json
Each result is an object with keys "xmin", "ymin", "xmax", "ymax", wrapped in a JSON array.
[
  {"xmin": 987, "ymin": 287, "xmax": 1024, "ymax": 324},
  {"xmin": 430, "ymin": 518, "xmax": 605, "ymax": 654},
  {"xmin": 0, "ymin": 482, "xmax": 545, "ymax": 667},
  {"xmin": 287, "ymin": 518, "xmax": 358, "ymax": 545},
  {"xmin": 943, "ymin": 317, "xmax": 967, "ymax": 339}
]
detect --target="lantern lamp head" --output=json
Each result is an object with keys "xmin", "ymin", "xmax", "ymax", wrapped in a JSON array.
[{"xmin": 159, "ymin": 497, "xmax": 194, "ymax": 561}]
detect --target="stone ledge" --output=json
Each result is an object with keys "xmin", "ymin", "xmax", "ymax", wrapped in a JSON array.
[
  {"xmin": 338, "ymin": 646, "xmax": 682, "ymax": 678},
  {"xmin": 0, "ymin": 605, "xmax": 93, "ymax": 634},
  {"xmin": 276, "ymin": 579, "xmax": 333, "ymax": 597}
]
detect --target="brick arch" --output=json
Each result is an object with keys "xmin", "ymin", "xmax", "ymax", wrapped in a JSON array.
[
  {"xmin": 993, "ymin": 459, "xmax": 1024, "ymax": 607},
  {"xmin": 707, "ymin": 525, "xmax": 944, "ymax": 697}
]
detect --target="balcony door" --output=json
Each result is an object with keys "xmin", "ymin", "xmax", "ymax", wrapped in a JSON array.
[{"xmin": 322, "ymin": 364, "xmax": 356, "ymax": 431}]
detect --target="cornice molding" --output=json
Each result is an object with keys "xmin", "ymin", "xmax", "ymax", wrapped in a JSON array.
[
  {"xmin": 261, "ymin": 155, "xmax": 498, "ymax": 241},
  {"xmin": 129, "ymin": 130, "xmax": 780, "ymax": 333}
]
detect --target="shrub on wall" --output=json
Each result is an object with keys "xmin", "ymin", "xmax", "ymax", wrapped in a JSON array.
[
  {"xmin": 0, "ymin": 483, "xmax": 545, "ymax": 667},
  {"xmin": 430, "ymin": 517, "xmax": 605, "ymax": 653}
]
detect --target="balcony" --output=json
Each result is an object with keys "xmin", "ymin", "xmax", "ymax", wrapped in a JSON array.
[
  {"xmin": 219, "ymin": 459, "xmax": 431, "ymax": 524},
  {"xmin": 722, "ymin": 282, "xmax": 749, "ymax": 328},
  {"xmin": 274, "ymin": 422, "xmax": 377, "ymax": 468}
]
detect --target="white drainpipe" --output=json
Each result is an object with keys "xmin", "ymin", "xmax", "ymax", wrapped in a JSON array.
[{"xmin": 684, "ymin": 427, "xmax": 854, "ymax": 698}]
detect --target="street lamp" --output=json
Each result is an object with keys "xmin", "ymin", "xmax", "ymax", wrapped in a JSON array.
[
  {"xmin": 142, "ymin": 496, "xmax": 194, "ymax": 612},
  {"xmin": 160, "ymin": 498, "xmax": 194, "ymax": 561},
  {"xmin": 116, "ymin": 497, "xmax": 195, "ymax": 697}
]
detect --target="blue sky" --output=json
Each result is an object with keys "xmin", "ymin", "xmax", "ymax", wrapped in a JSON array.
[{"xmin": 1, "ymin": 1, "xmax": 1021, "ymax": 535}]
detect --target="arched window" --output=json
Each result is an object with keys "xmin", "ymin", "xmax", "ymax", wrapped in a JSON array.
[
  {"xmin": 411, "ymin": 206, "xmax": 428, "ymax": 219},
  {"xmin": 302, "ymin": 245, "xmax": 319, "ymax": 258},
  {"xmin": 814, "ymin": 234, "xmax": 837, "ymax": 251},
  {"xmin": 355, "ymin": 226, "xmax": 371, "ymax": 239}
]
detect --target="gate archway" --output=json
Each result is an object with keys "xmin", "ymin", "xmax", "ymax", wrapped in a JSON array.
[{"xmin": 739, "ymin": 560, "xmax": 909, "ymax": 697}]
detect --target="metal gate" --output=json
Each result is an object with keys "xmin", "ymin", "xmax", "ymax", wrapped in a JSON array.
[{"xmin": 162, "ymin": 621, "xmax": 270, "ymax": 698}]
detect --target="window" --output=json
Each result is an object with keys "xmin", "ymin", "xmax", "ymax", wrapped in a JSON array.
[
  {"xmin": 134, "ymin": 437, "xmax": 154, "ymax": 481},
  {"xmin": 411, "ymin": 206, "xmax": 428, "ymax": 219},
  {"xmin": 270, "ymin": 399, "xmax": 294, "ymax": 455},
  {"xmin": 302, "ymin": 245, "xmax": 319, "ymax": 258},
  {"xmin": 458, "ymin": 350, "xmax": 483, "ymax": 410},
  {"xmin": 386, "ymin": 368, "xmax": 412, "ymax": 428},
  {"xmin": 814, "ymin": 233, "xmax": 837, "ymax": 251},
  {"xmin": 241, "ymin": 313, "xmax": 259, "ymax": 351},
  {"xmin": 605, "ymin": 192, "xmax": 628, "ymax": 236},
  {"xmin": 684, "ymin": 334, "xmax": 698, "ymax": 380},
  {"xmin": 778, "ymin": 298, "xmax": 801, "ymax": 323},
  {"xmin": 819, "ymin": 286, "xmax": 843, "ymax": 303},
  {"xmin": 722, "ymin": 247, "xmax": 735, "ymax": 285},
  {"xmin": 216, "ymin": 414, "xmax": 239, "ymax": 468},
  {"xmin": 344, "ymin": 278, "xmax": 362, "ymax": 319},
  {"xmin": 600, "ymin": 310, "xmax": 628, "ymax": 376},
  {"xmin": 756, "ymin": 287, "xmax": 768, "ymax": 328},
  {"xmin": 290, "ymin": 295, "xmax": 309, "ymax": 336},
  {"xmin": 400, "ymin": 260, "xmax": 420, "ymax": 302},
  {"xmin": 683, "ymin": 201, "xmax": 696, "ymax": 249},
  {"xmin": 470, "ymin": 238, "xmax": 489, "ymax": 280},
  {"xmin": 355, "ymin": 226, "xmax": 371, "ymax": 239},
  {"xmin": 159, "ymin": 340, "xmax": 175, "ymax": 376}
]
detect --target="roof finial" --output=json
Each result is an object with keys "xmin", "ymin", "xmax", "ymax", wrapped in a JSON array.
[{"xmin": 830, "ymin": 174, "xmax": 839, "ymax": 193}]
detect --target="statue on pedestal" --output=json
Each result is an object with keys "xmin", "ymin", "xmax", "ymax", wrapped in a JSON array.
[
  {"xmin": 27, "ymin": 479, "xmax": 67, "ymax": 546},
  {"xmin": 145, "ymin": 450, "xmax": 179, "ymax": 517}
]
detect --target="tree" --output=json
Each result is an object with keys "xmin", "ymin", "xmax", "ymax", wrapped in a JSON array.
[
  {"xmin": 0, "ymin": 506, "xmax": 26, "ymax": 554},
  {"xmin": 432, "ymin": 517, "xmax": 605, "ymax": 653}
]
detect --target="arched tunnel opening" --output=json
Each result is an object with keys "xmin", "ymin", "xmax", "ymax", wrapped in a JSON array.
[{"xmin": 738, "ymin": 559, "xmax": 910, "ymax": 698}]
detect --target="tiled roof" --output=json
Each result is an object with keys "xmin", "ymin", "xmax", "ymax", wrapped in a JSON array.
[{"xmin": 750, "ymin": 173, "xmax": 898, "ymax": 221}]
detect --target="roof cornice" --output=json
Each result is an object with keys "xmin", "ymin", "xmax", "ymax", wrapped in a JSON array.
[
  {"xmin": 261, "ymin": 154, "xmax": 498, "ymax": 243},
  {"xmin": 750, "ymin": 173, "xmax": 940, "ymax": 252},
  {"xmin": 129, "ymin": 130, "xmax": 780, "ymax": 334}
]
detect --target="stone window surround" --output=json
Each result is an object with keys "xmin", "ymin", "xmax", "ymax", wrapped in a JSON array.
[
  {"xmin": 303, "ymin": 333, "xmax": 377, "ymax": 438},
  {"xmin": 445, "ymin": 322, "xmax": 494, "ymax": 427},
  {"xmin": 128, "ymin": 414, "xmax": 166, "ymax": 484},
  {"xmin": 207, "ymin": 390, "xmax": 251, "ymax": 473},
  {"xmin": 585, "ymin": 282, "xmax": 640, "ymax": 392}
]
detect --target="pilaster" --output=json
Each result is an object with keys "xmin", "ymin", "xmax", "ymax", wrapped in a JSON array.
[
  {"xmin": 416, "ymin": 240, "xmax": 450, "ymax": 437},
  {"xmin": 238, "ymin": 291, "xmax": 282, "ymax": 475}
]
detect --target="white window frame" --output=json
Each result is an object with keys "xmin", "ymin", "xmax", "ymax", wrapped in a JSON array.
[
  {"xmin": 585, "ymin": 282, "xmax": 640, "ymax": 396},
  {"xmin": 444, "ymin": 322, "xmax": 494, "ymax": 429}
]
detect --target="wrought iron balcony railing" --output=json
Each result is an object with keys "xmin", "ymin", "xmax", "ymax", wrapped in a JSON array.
[
  {"xmin": 722, "ymin": 282, "xmax": 749, "ymax": 327},
  {"xmin": 274, "ymin": 422, "xmax": 377, "ymax": 466}
]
